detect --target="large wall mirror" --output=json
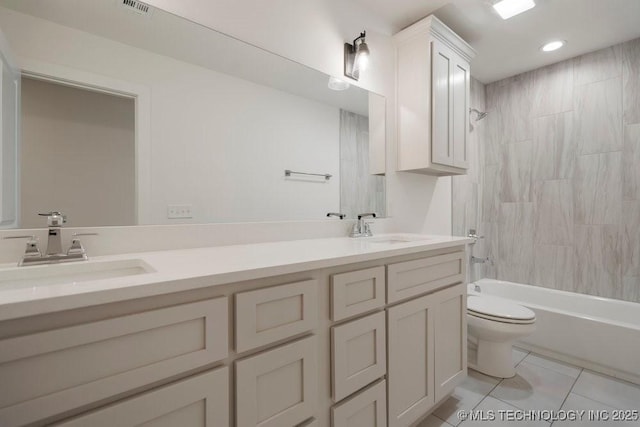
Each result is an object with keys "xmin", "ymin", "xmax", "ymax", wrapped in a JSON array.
[{"xmin": 0, "ymin": 0, "xmax": 386, "ymax": 228}]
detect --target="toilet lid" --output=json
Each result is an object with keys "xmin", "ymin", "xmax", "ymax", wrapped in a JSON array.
[{"xmin": 467, "ymin": 295, "xmax": 535, "ymax": 322}]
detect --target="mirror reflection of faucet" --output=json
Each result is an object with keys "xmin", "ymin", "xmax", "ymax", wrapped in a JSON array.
[{"xmin": 3, "ymin": 212, "xmax": 97, "ymax": 266}]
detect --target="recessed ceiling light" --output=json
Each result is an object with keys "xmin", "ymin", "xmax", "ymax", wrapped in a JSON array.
[
  {"xmin": 541, "ymin": 40, "xmax": 566, "ymax": 52},
  {"xmin": 493, "ymin": 0, "xmax": 536, "ymax": 20}
]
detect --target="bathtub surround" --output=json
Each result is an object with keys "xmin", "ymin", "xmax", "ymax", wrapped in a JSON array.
[
  {"xmin": 455, "ymin": 38, "xmax": 640, "ymax": 303},
  {"xmin": 452, "ymin": 78, "xmax": 488, "ymax": 282},
  {"xmin": 339, "ymin": 110, "xmax": 386, "ymax": 218}
]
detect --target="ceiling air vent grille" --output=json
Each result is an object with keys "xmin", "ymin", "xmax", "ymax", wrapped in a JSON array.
[{"xmin": 120, "ymin": 0, "xmax": 153, "ymax": 16}]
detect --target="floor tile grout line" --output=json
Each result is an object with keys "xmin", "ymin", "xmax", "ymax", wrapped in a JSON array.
[
  {"xmin": 552, "ymin": 366, "xmax": 583, "ymax": 426},
  {"xmin": 568, "ymin": 369, "xmax": 640, "ymax": 410}
]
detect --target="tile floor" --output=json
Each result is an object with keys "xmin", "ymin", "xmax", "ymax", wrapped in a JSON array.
[{"xmin": 417, "ymin": 348, "xmax": 640, "ymax": 426}]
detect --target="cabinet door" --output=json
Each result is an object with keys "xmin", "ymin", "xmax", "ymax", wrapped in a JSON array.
[
  {"xmin": 434, "ymin": 283, "xmax": 467, "ymax": 401},
  {"xmin": 387, "ymin": 294, "xmax": 435, "ymax": 427},
  {"xmin": 332, "ymin": 379, "xmax": 387, "ymax": 427},
  {"xmin": 452, "ymin": 58, "xmax": 470, "ymax": 169},
  {"xmin": 236, "ymin": 336, "xmax": 317, "ymax": 427},
  {"xmin": 332, "ymin": 311, "xmax": 386, "ymax": 401},
  {"xmin": 54, "ymin": 367, "xmax": 229, "ymax": 427},
  {"xmin": 431, "ymin": 39, "xmax": 454, "ymax": 167}
]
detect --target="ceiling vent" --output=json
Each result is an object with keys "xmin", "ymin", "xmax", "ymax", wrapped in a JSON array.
[{"xmin": 119, "ymin": 0, "xmax": 153, "ymax": 17}]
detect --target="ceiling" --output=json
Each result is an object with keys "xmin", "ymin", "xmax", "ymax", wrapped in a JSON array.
[{"xmin": 355, "ymin": 0, "xmax": 640, "ymax": 83}]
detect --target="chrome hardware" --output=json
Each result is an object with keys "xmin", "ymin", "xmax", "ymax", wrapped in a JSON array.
[
  {"xmin": 326, "ymin": 212, "xmax": 346, "ymax": 219},
  {"xmin": 38, "ymin": 211, "xmax": 67, "ymax": 227},
  {"xmin": 468, "ymin": 229, "xmax": 484, "ymax": 241},
  {"xmin": 6, "ymin": 213, "xmax": 97, "ymax": 266},
  {"xmin": 471, "ymin": 256, "xmax": 493, "ymax": 266},
  {"xmin": 474, "ymin": 284, "xmax": 481, "ymax": 293},
  {"xmin": 3, "ymin": 235, "xmax": 42, "ymax": 264},
  {"xmin": 284, "ymin": 169, "xmax": 332, "ymax": 180},
  {"xmin": 350, "ymin": 213, "xmax": 376, "ymax": 237}
]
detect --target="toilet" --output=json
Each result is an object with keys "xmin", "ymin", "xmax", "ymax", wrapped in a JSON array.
[{"xmin": 467, "ymin": 294, "xmax": 536, "ymax": 378}]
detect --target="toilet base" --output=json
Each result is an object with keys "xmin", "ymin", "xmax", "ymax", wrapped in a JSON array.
[{"xmin": 472, "ymin": 339, "xmax": 516, "ymax": 378}]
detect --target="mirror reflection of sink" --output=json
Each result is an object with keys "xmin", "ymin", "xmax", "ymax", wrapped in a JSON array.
[
  {"xmin": 0, "ymin": 259, "xmax": 155, "ymax": 291},
  {"xmin": 365, "ymin": 235, "xmax": 431, "ymax": 244}
]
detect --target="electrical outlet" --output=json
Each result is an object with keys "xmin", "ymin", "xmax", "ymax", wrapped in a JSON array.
[{"xmin": 167, "ymin": 204, "xmax": 193, "ymax": 219}]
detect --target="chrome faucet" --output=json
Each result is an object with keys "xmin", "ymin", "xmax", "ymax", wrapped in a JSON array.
[
  {"xmin": 4, "ymin": 212, "xmax": 97, "ymax": 266},
  {"xmin": 40, "ymin": 211, "xmax": 66, "ymax": 255},
  {"xmin": 349, "ymin": 213, "xmax": 376, "ymax": 237}
]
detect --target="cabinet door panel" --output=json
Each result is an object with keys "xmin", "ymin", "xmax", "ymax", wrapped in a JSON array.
[
  {"xmin": 332, "ymin": 311, "xmax": 386, "ymax": 401},
  {"xmin": 387, "ymin": 294, "xmax": 435, "ymax": 427},
  {"xmin": 236, "ymin": 336, "xmax": 317, "ymax": 427},
  {"xmin": 431, "ymin": 39, "xmax": 453, "ymax": 167},
  {"xmin": 452, "ymin": 59, "xmax": 470, "ymax": 169},
  {"xmin": 332, "ymin": 380, "xmax": 387, "ymax": 427},
  {"xmin": 236, "ymin": 279, "xmax": 317, "ymax": 352},
  {"xmin": 54, "ymin": 367, "xmax": 229, "ymax": 427},
  {"xmin": 434, "ymin": 283, "xmax": 467, "ymax": 401}
]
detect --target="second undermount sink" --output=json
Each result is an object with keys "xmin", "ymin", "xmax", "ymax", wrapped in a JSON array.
[
  {"xmin": 0, "ymin": 259, "xmax": 155, "ymax": 291},
  {"xmin": 365, "ymin": 234, "xmax": 431, "ymax": 244}
]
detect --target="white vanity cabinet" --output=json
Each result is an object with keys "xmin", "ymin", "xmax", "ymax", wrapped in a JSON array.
[
  {"xmin": 0, "ymin": 244, "xmax": 468, "ymax": 427},
  {"xmin": 395, "ymin": 15, "xmax": 475, "ymax": 176}
]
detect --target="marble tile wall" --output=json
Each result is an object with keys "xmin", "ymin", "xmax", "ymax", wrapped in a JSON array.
[{"xmin": 453, "ymin": 37, "xmax": 640, "ymax": 303}]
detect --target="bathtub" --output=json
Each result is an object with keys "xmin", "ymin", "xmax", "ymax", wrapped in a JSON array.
[{"xmin": 469, "ymin": 278, "xmax": 640, "ymax": 385}]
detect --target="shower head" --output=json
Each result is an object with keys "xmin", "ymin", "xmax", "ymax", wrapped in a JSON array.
[{"xmin": 470, "ymin": 108, "xmax": 488, "ymax": 121}]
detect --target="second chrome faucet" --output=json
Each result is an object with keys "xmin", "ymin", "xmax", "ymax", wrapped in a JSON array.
[{"xmin": 350, "ymin": 213, "xmax": 376, "ymax": 237}]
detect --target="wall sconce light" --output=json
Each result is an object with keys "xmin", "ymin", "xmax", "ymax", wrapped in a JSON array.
[{"xmin": 344, "ymin": 31, "xmax": 370, "ymax": 81}]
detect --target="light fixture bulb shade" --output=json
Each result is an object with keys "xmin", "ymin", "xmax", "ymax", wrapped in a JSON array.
[{"xmin": 354, "ymin": 42, "xmax": 370, "ymax": 73}]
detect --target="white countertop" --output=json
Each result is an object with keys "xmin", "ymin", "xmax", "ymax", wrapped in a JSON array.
[{"xmin": 0, "ymin": 234, "xmax": 471, "ymax": 321}]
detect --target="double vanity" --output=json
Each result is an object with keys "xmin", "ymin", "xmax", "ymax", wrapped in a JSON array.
[{"xmin": 0, "ymin": 234, "xmax": 470, "ymax": 427}]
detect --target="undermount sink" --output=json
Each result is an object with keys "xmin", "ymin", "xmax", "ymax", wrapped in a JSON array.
[
  {"xmin": 365, "ymin": 234, "xmax": 431, "ymax": 244},
  {"xmin": 0, "ymin": 259, "xmax": 155, "ymax": 290}
]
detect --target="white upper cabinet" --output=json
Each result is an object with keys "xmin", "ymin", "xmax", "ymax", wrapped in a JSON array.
[{"xmin": 395, "ymin": 15, "xmax": 475, "ymax": 176}]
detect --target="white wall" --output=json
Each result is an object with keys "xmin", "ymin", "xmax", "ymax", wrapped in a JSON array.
[{"xmin": 0, "ymin": 8, "xmax": 341, "ymax": 224}]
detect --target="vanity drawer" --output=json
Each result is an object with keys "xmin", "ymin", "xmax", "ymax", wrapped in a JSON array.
[
  {"xmin": 235, "ymin": 279, "xmax": 317, "ymax": 352},
  {"xmin": 332, "ymin": 379, "xmax": 387, "ymax": 427},
  {"xmin": 0, "ymin": 297, "xmax": 228, "ymax": 427},
  {"xmin": 331, "ymin": 311, "xmax": 386, "ymax": 402},
  {"xmin": 331, "ymin": 266, "xmax": 385, "ymax": 321},
  {"xmin": 53, "ymin": 366, "xmax": 229, "ymax": 427},
  {"xmin": 386, "ymin": 251, "xmax": 465, "ymax": 303},
  {"xmin": 236, "ymin": 336, "xmax": 318, "ymax": 427}
]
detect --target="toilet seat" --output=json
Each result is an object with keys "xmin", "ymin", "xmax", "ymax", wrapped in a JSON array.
[{"xmin": 467, "ymin": 295, "xmax": 535, "ymax": 325}]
